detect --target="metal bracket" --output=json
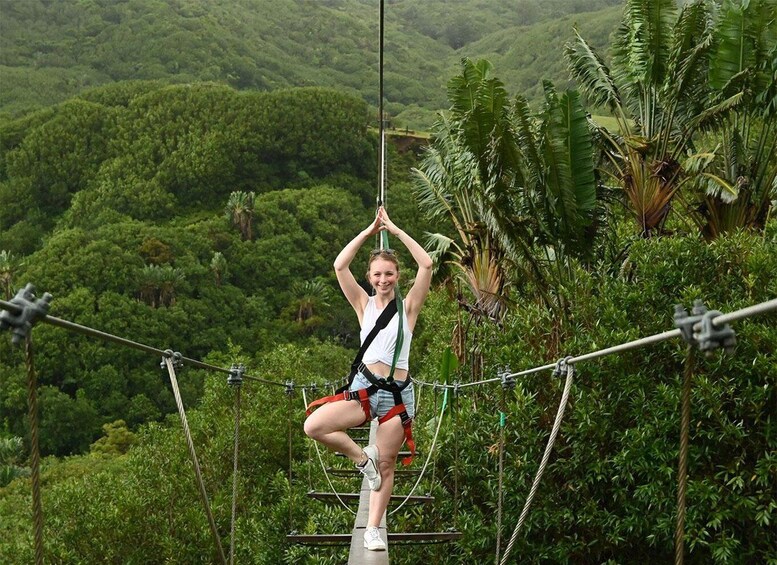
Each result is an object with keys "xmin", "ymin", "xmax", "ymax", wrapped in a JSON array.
[
  {"xmin": 695, "ymin": 310, "xmax": 736, "ymax": 355},
  {"xmin": 160, "ymin": 350, "xmax": 183, "ymax": 370},
  {"xmin": 674, "ymin": 301, "xmax": 736, "ymax": 355},
  {"xmin": 0, "ymin": 284, "xmax": 52, "ymax": 346},
  {"xmin": 498, "ymin": 366, "xmax": 515, "ymax": 390},
  {"xmin": 674, "ymin": 300, "xmax": 707, "ymax": 346},
  {"xmin": 552, "ymin": 356, "xmax": 574, "ymax": 379},
  {"xmin": 285, "ymin": 380, "xmax": 295, "ymax": 396},
  {"xmin": 228, "ymin": 363, "xmax": 245, "ymax": 387}
]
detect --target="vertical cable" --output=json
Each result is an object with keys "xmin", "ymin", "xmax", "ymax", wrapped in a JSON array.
[
  {"xmin": 287, "ymin": 390, "xmax": 294, "ymax": 533},
  {"xmin": 378, "ymin": 0, "xmax": 386, "ymax": 209},
  {"xmin": 675, "ymin": 347, "xmax": 695, "ymax": 565},
  {"xmin": 453, "ymin": 385, "xmax": 460, "ymax": 525},
  {"xmin": 229, "ymin": 385, "xmax": 241, "ymax": 565},
  {"xmin": 24, "ymin": 336, "xmax": 44, "ymax": 565},
  {"xmin": 495, "ymin": 386, "xmax": 506, "ymax": 564},
  {"xmin": 163, "ymin": 357, "xmax": 227, "ymax": 565}
]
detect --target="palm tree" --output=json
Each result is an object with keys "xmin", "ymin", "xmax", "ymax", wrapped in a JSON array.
[
  {"xmin": 210, "ymin": 252, "xmax": 228, "ymax": 286},
  {"xmin": 0, "ymin": 250, "xmax": 18, "ymax": 300},
  {"xmin": 225, "ymin": 191, "xmax": 255, "ymax": 241},
  {"xmin": 565, "ymin": 0, "xmax": 744, "ymax": 236},
  {"xmin": 137, "ymin": 264, "xmax": 185, "ymax": 308},
  {"xmin": 688, "ymin": 0, "xmax": 777, "ymax": 238},
  {"xmin": 290, "ymin": 279, "xmax": 332, "ymax": 324}
]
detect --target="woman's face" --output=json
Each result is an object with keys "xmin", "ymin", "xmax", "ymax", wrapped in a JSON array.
[{"xmin": 368, "ymin": 258, "xmax": 399, "ymax": 296}]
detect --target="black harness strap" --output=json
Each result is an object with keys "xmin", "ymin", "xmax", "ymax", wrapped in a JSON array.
[{"xmin": 336, "ymin": 299, "xmax": 398, "ymax": 393}]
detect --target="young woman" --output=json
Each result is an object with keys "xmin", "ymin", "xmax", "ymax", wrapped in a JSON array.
[{"xmin": 304, "ymin": 206, "xmax": 433, "ymax": 551}]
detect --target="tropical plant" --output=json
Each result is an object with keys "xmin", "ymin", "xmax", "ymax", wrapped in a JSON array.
[
  {"xmin": 686, "ymin": 0, "xmax": 777, "ymax": 238},
  {"xmin": 414, "ymin": 59, "xmax": 599, "ymax": 322},
  {"xmin": 0, "ymin": 436, "xmax": 28, "ymax": 487},
  {"xmin": 136, "ymin": 264, "xmax": 185, "ymax": 308},
  {"xmin": 225, "ymin": 190, "xmax": 255, "ymax": 241},
  {"xmin": 210, "ymin": 251, "xmax": 228, "ymax": 287},
  {"xmin": 0, "ymin": 250, "xmax": 19, "ymax": 299},
  {"xmin": 289, "ymin": 279, "xmax": 332, "ymax": 324},
  {"xmin": 565, "ymin": 0, "xmax": 746, "ymax": 236}
]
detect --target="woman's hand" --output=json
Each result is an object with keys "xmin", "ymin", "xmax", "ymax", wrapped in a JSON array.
[
  {"xmin": 377, "ymin": 206, "xmax": 401, "ymax": 235},
  {"xmin": 363, "ymin": 211, "xmax": 384, "ymax": 236}
]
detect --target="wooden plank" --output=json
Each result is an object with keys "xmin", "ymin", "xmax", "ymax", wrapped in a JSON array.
[
  {"xmin": 348, "ymin": 420, "xmax": 389, "ymax": 564},
  {"xmin": 325, "ymin": 467, "xmax": 421, "ymax": 477},
  {"xmin": 308, "ymin": 491, "xmax": 433, "ymax": 505},
  {"xmin": 287, "ymin": 531, "xmax": 463, "ymax": 546},
  {"xmin": 337, "ymin": 450, "xmax": 417, "ymax": 458}
]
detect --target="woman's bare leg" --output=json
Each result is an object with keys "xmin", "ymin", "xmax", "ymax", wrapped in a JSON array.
[
  {"xmin": 303, "ymin": 400, "xmax": 367, "ymax": 464},
  {"xmin": 367, "ymin": 417, "xmax": 405, "ymax": 527}
]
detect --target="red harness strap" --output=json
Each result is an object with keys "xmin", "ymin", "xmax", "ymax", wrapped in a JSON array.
[
  {"xmin": 378, "ymin": 404, "xmax": 415, "ymax": 466},
  {"xmin": 305, "ymin": 388, "xmax": 372, "ymax": 425}
]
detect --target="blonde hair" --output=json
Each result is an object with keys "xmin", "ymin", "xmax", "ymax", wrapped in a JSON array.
[{"xmin": 366, "ymin": 250, "xmax": 400, "ymax": 280}]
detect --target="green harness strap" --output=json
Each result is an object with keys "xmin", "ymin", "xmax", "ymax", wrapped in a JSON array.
[{"xmin": 380, "ymin": 230, "xmax": 404, "ymax": 381}]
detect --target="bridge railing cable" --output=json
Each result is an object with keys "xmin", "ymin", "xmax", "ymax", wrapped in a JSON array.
[{"xmin": 413, "ymin": 298, "xmax": 777, "ymax": 391}]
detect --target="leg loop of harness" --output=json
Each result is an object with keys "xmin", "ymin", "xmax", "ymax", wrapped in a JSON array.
[
  {"xmin": 305, "ymin": 388, "xmax": 372, "ymax": 425},
  {"xmin": 378, "ymin": 405, "xmax": 415, "ymax": 466}
]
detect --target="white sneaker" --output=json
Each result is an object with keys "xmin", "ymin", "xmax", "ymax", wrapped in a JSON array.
[
  {"xmin": 357, "ymin": 444, "xmax": 381, "ymax": 491},
  {"xmin": 363, "ymin": 526, "xmax": 386, "ymax": 551}
]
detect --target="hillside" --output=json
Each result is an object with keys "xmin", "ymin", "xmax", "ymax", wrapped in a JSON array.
[{"xmin": 0, "ymin": 0, "xmax": 622, "ymax": 127}]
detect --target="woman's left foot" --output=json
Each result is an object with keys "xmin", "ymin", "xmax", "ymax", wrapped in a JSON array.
[
  {"xmin": 357, "ymin": 444, "xmax": 381, "ymax": 491},
  {"xmin": 363, "ymin": 526, "xmax": 386, "ymax": 551}
]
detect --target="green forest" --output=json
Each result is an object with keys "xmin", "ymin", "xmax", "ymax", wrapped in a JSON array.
[
  {"xmin": 1, "ymin": 0, "xmax": 776, "ymax": 563},
  {"xmin": 0, "ymin": 0, "xmax": 622, "ymax": 127}
]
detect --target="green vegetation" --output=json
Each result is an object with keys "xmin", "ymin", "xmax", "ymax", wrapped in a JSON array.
[
  {"xmin": 0, "ymin": 0, "xmax": 775, "ymax": 563},
  {"xmin": 0, "ymin": 0, "xmax": 622, "ymax": 128}
]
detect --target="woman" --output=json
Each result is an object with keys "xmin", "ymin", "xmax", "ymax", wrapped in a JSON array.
[{"xmin": 304, "ymin": 206, "xmax": 433, "ymax": 551}]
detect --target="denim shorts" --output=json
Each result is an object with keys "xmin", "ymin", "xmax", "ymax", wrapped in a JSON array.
[{"xmin": 349, "ymin": 371, "xmax": 415, "ymax": 420}]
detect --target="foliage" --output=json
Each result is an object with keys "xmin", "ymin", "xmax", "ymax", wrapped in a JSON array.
[
  {"xmin": 685, "ymin": 0, "xmax": 777, "ymax": 238},
  {"xmin": 225, "ymin": 191, "xmax": 256, "ymax": 242},
  {"xmin": 0, "ymin": 0, "xmax": 624, "ymax": 127},
  {"xmin": 413, "ymin": 229, "xmax": 777, "ymax": 564},
  {"xmin": 0, "ymin": 436, "xmax": 27, "ymax": 488},
  {"xmin": 565, "ymin": 0, "xmax": 771, "ymax": 236},
  {"xmin": 414, "ymin": 59, "xmax": 601, "ymax": 328}
]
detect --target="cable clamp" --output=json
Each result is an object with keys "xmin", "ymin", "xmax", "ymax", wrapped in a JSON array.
[
  {"xmin": 694, "ymin": 310, "xmax": 736, "ymax": 356},
  {"xmin": 160, "ymin": 350, "xmax": 183, "ymax": 370},
  {"xmin": 674, "ymin": 300, "xmax": 707, "ymax": 346},
  {"xmin": 499, "ymin": 366, "xmax": 515, "ymax": 390},
  {"xmin": 0, "ymin": 284, "xmax": 52, "ymax": 346},
  {"xmin": 453, "ymin": 381, "xmax": 461, "ymax": 395},
  {"xmin": 285, "ymin": 381, "xmax": 295, "ymax": 396},
  {"xmin": 308, "ymin": 383, "xmax": 318, "ymax": 395},
  {"xmin": 228, "ymin": 364, "xmax": 245, "ymax": 387},
  {"xmin": 552, "ymin": 356, "xmax": 574, "ymax": 379}
]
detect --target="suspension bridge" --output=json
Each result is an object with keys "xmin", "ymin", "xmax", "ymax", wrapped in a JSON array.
[{"xmin": 2, "ymin": 285, "xmax": 774, "ymax": 564}]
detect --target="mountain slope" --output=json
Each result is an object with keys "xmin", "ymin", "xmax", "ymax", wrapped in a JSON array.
[{"xmin": 0, "ymin": 0, "xmax": 623, "ymax": 126}]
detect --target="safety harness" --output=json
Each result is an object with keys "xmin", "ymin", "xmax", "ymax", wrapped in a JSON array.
[{"xmin": 305, "ymin": 297, "xmax": 416, "ymax": 465}]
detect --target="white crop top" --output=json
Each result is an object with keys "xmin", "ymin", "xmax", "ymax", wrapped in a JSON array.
[{"xmin": 360, "ymin": 296, "xmax": 412, "ymax": 370}]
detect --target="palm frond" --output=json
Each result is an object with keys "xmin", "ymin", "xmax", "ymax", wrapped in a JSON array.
[
  {"xmin": 565, "ymin": 28, "xmax": 622, "ymax": 113},
  {"xmin": 710, "ymin": 0, "xmax": 759, "ymax": 91},
  {"xmin": 687, "ymin": 92, "xmax": 744, "ymax": 134}
]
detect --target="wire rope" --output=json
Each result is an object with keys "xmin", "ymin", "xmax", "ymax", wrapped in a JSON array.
[
  {"xmin": 389, "ymin": 387, "xmax": 449, "ymax": 516},
  {"xmin": 301, "ymin": 389, "xmax": 356, "ymax": 516},
  {"xmin": 162, "ymin": 357, "xmax": 228, "ymax": 565},
  {"xmin": 23, "ymin": 336, "xmax": 44, "ymax": 565},
  {"xmin": 674, "ymin": 347, "xmax": 695, "ymax": 565},
  {"xmin": 229, "ymin": 384, "xmax": 241, "ymax": 565},
  {"xmin": 499, "ymin": 362, "xmax": 575, "ymax": 565}
]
